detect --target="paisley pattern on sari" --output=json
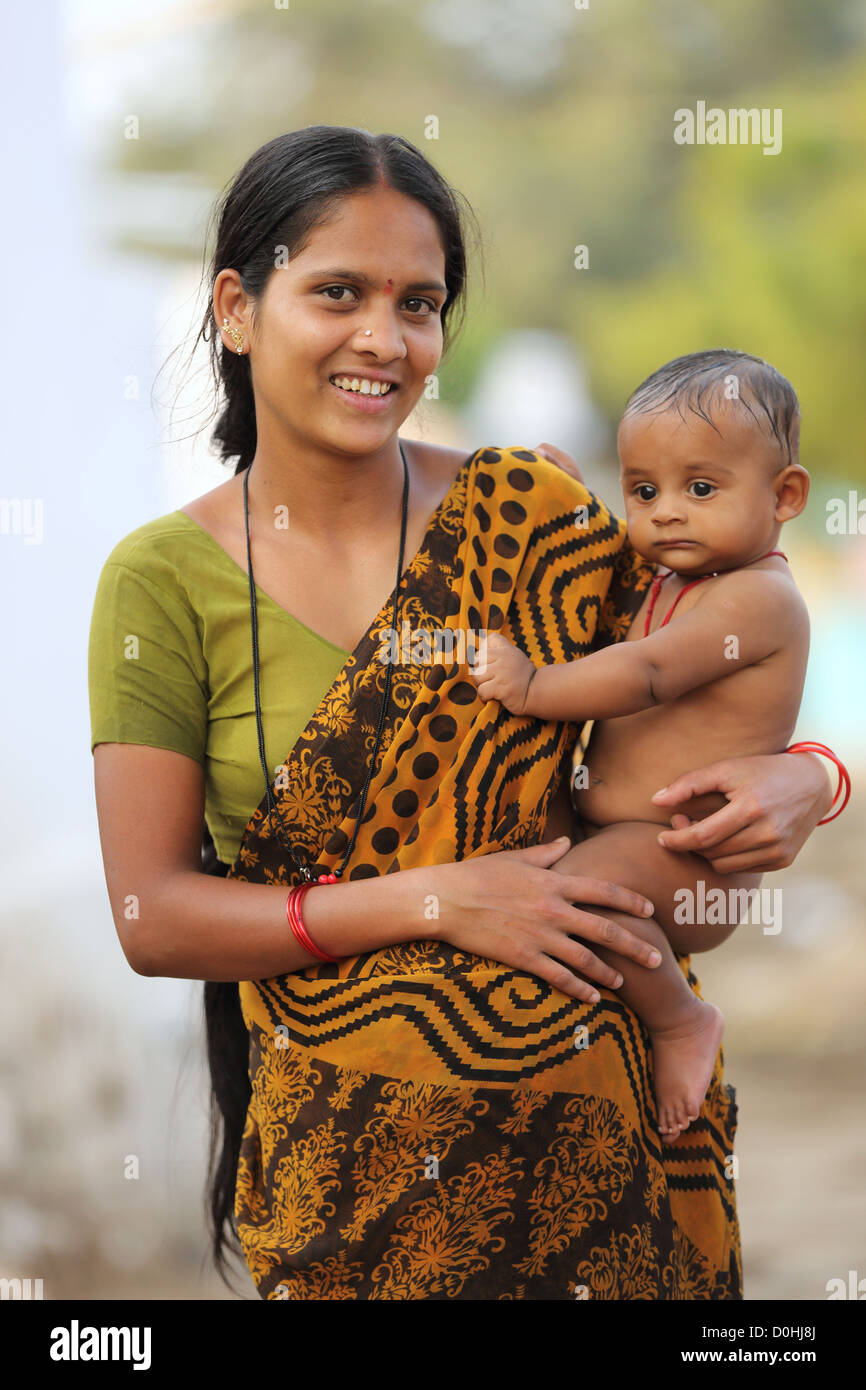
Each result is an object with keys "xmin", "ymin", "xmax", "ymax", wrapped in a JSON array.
[{"xmin": 226, "ymin": 445, "xmax": 742, "ymax": 1300}]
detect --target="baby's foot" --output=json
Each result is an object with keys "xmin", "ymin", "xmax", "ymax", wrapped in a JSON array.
[{"xmin": 651, "ymin": 999, "xmax": 725, "ymax": 1145}]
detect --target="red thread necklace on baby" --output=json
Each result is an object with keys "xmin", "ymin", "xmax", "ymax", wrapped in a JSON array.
[{"xmin": 644, "ymin": 549, "xmax": 788, "ymax": 636}]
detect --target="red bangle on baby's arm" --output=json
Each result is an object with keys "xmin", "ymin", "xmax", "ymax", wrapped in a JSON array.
[{"xmin": 784, "ymin": 741, "xmax": 851, "ymax": 825}]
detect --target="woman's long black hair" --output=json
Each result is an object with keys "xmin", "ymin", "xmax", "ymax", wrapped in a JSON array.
[{"xmin": 194, "ymin": 127, "xmax": 479, "ymax": 1285}]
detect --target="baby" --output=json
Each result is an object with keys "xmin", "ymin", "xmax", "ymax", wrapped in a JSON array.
[{"xmin": 470, "ymin": 349, "xmax": 811, "ymax": 1141}]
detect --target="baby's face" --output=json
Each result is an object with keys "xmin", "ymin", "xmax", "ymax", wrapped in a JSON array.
[{"xmin": 617, "ymin": 401, "xmax": 783, "ymax": 573}]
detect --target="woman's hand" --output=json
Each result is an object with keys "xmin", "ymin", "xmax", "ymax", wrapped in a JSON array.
[
  {"xmin": 651, "ymin": 752, "xmax": 834, "ymax": 874},
  {"xmin": 533, "ymin": 441, "xmax": 584, "ymax": 484},
  {"xmin": 430, "ymin": 837, "xmax": 662, "ymax": 1002}
]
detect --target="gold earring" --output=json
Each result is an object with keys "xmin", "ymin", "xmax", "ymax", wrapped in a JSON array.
[{"xmin": 221, "ymin": 316, "xmax": 245, "ymax": 354}]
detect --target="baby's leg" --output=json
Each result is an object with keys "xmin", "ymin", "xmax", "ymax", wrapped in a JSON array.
[{"xmin": 550, "ymin": 822, "xmax": 761, "ymax": 1142}]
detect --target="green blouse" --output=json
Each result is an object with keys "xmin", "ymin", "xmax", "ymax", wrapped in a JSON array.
[{"xmin": 88, "ymin": 510, "xmax": 351, "ymax": 865}]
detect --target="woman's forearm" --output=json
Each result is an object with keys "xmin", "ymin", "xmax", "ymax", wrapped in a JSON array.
[
  {"xmin": 129, "ymin": 864, "xmax": 439, "ymax": 980},
  {"xmin": 123, "ymin": 836, "xmax": 663, "ymax": 996}
]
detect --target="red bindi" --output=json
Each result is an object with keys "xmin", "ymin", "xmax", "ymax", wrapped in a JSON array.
[{"xmin": 383, "ymin": 278, "xmax": 394, "ymax": 294}]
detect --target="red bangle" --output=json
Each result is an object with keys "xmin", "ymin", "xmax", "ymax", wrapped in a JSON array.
[
  {"xmin": 286, "ymin": 884, "xmax": 339, "ymax": 962},
  {"xmin": 784, "ymin": 741, "xmax": 851, "ymax": 825}
]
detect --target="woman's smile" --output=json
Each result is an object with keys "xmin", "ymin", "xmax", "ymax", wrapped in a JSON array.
[{"xmin": 328, "ymin": 373, "xmax": 400, "ymax": 411}]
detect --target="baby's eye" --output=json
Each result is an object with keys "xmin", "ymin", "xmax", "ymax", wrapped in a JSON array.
[
  {"xmin": 635, "ymin": 484, "xmax": 657, "ymax": 501},
  {"xmin": 688, "ymin": 480, "xmax": 716, "ymax": 498}
]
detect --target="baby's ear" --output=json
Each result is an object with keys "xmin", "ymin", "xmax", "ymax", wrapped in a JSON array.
[{"xmin": 776, "ymin": 463, "xmax": 810, "ymax": 521}]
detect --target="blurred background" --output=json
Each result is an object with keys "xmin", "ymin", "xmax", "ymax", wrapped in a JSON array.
[{"xmin": 1, "ymin": 0, "xmax": 863, "ymax": 1300}]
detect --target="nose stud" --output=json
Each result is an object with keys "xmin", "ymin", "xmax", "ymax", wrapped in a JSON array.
[{"xmin": 363, "ymin": 329, "xmax": 372, "ymax": 337}]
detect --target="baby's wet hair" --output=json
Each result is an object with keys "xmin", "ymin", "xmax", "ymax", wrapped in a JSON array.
[{"xmin": 622, "ymin": 349, "xmax": 800, "ymax": 466}]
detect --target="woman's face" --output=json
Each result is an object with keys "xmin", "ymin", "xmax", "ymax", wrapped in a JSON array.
[{"xmin": 230, "ymin": 185, "xmax": 448, "ymax": 460}]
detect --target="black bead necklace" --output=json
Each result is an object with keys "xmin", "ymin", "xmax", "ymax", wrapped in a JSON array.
[{"xmin": 242, "ymin": 439, "xmax": 410, "ymax": 884}]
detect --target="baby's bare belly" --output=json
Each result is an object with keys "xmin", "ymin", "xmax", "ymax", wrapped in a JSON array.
[
  {"xmin": 574, "ymin": 712, "xmax": 734, "ymax": 829},
  {"xmin": 569, "ymin": 656, "xmax": 798, "ymax": 831}
]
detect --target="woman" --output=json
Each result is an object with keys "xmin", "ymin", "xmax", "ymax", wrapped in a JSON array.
[{"xmin": 89, "ymin": 127, "xmax": 836, "ymax": 1300}]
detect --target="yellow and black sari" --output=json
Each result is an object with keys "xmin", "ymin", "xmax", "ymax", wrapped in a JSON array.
[{"xmin": 226, "ymin": 445, "xmax": 741, "ymax": 1300}]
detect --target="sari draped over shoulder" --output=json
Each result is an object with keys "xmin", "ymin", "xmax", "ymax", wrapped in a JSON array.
[{"xmin": 226, "ymin": 444, "xmax": 742, "ymax": 1301}]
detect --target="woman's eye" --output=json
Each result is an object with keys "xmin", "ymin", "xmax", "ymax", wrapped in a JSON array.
[
  {"xmin": 321, "ymin": 285, "xmax": 357, "ymax": 304},
  {"xmin": 689, "ymin": 481, "xmax": 715, "ymax": 498},
  {"xmin": 403, "ymin": 297, "xmax": 437, "ymax": 316},
  {"xmin": 319, "ymin": 286, "xmax": 439, "ymax": 315},
  {"xmin": 636, "ymin": 484, "xmax": 657, "ymax": 501}
]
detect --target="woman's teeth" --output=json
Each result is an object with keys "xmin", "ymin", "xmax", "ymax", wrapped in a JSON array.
[{"xmin": 331, "ymin": 376, "xmax": 393, "ymax": 396}]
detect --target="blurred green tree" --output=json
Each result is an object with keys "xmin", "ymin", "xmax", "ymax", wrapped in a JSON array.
[{"xmin": 116, "ymin": 0, "xmax": 866, "ymax": 477}]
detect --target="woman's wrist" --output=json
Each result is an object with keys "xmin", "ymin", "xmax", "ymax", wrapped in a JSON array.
[
  {"xmin": 783, "ymin": 742, "xmax": 850, "ymax": 825},
  {"xmin": 299, "ymin": 863, "xmax": 445, "ymax": 959}
]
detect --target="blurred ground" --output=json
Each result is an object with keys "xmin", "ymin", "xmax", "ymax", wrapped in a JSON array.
[
  {"xmin": 732, "ymin": 1055, "xmax": 864, "ymax": 1301},
  {"xmin": 695, "ymin": 798, "xmax": 866, "ymax": 1301}
]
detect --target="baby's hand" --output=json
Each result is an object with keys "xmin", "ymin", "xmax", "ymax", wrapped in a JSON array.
[{"xmin": 469, "ymin": 632, "xmax": 537, "ymax": 714}]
